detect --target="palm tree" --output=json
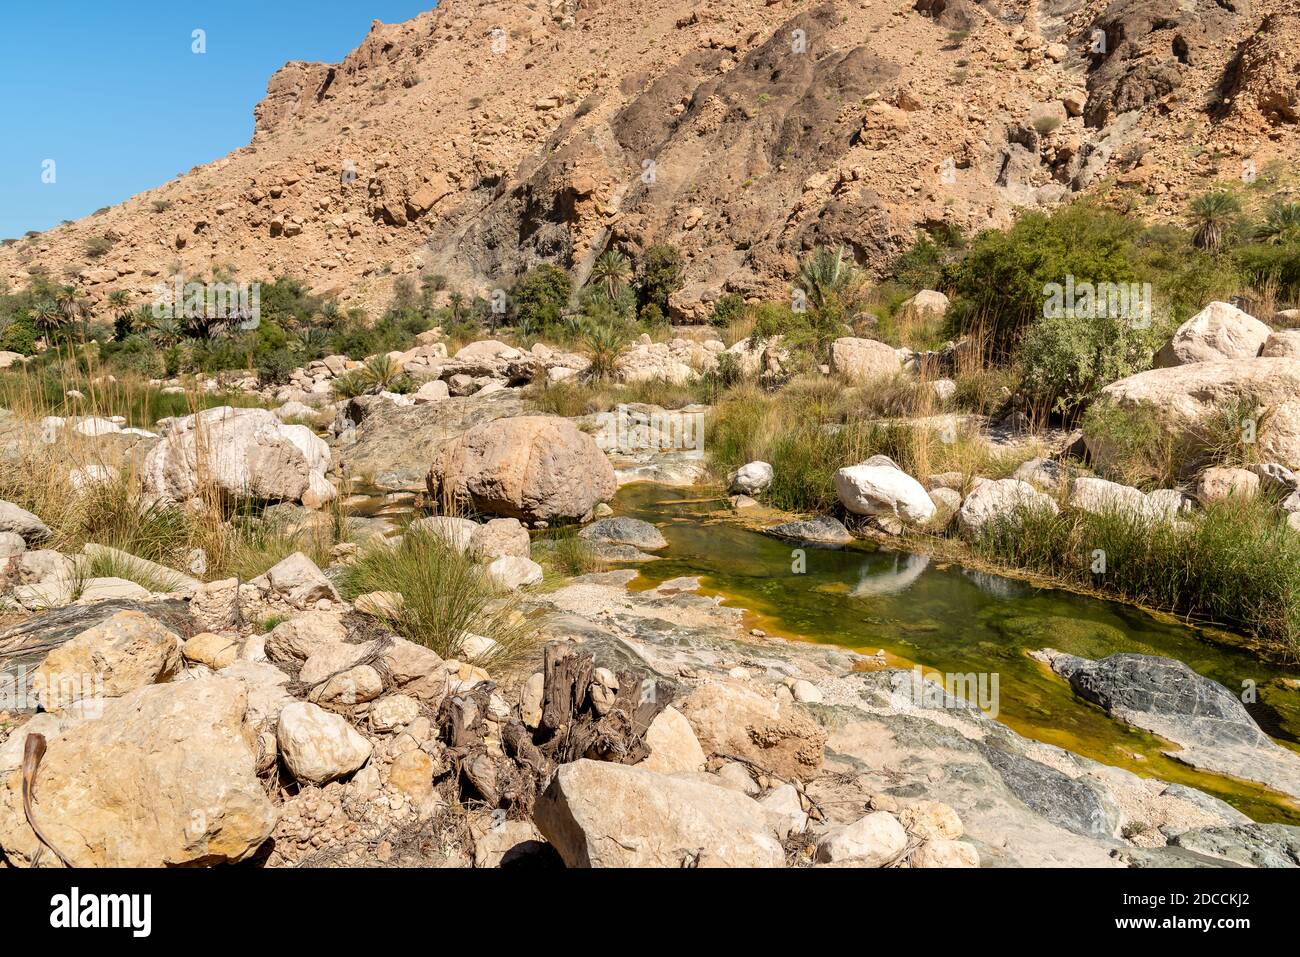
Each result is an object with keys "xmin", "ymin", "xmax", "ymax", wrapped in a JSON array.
[
  {"xmin": 1258, "ymin": 202, "xmax": 1300, "ymax": 246},
  {"xmin": 448, "ymin": 291, "xmax": 466, "ymax": 322},
  {"xmin": 147, "ymin": 316, "xmax": 184, "ymax": 348},
  {"xmin": 1189, "ymin": 192, "xmax": 1241, "ymax": 252},
  {"xmin": 52, "ymin": 284, "xmax": 91, "ymax": 343},
  {"xmin": 31, "ymin": 301, "xmax": 67, "ymax": 345},
  {"xmin": 590, "ymin": 249, "xmax": 632, "ymax": 300},
  {"xmin": 108, "ymin": 290, "xmax": 132, "ymax": 340},
  {"xmin": 795, "ymin": 245, "xmax": 865, "ymax": 315}
]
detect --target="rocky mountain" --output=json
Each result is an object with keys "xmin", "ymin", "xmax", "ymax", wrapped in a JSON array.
[{"xmin": 3, "ymin": 0, "xmax": 1296, "ymax": 320}]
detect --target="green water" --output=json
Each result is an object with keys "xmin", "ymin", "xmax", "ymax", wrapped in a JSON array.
[{"xmin": 616, "ymin": 483, "xmax": 1300, "ymax": 825}]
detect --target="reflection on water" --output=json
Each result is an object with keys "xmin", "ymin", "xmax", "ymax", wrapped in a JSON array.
[
  {"xmin": 616, "ymin": 483, "xmax": 1300, "ymax": 824},
  {"xmin": 851, "ymin": 553, "xmax": 929, "ymax": 598}
]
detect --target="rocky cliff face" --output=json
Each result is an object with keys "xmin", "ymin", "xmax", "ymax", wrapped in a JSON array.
[{"xmin": 2, "ymin": 0, "xmax": 1295, "ymax": 319}]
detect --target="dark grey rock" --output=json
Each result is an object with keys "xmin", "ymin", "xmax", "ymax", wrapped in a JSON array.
[
  {"xmin": 1043, "ymin": 651, "xmax": 1300, "ymax": 801},
  {"xmin": 1169, "ymin": 824, "xmax": 1300, "ymax": 869},
  {"xmin": 578, "ymin": 517, "xmax": 667, "ymax": 551},
  {"xmin": 764, "ymin": 515, "xmax": 853, "ymax": 545}
]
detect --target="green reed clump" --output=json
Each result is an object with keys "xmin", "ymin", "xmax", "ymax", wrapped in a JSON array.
[{"xmin": 969, "ymin": 497, "xmax": 1300, "ymax": 657}]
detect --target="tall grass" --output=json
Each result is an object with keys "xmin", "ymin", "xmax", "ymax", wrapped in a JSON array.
[
  {"xmin": 969, "ymin": 497, "xmax": 1300, "ymax": 657},
  {"xmin": 336, "ymin": 527, "xmax": 537, "ymax": 667},
  {"xmin": 707, "ymin": 379, "xmax": 1029, "ymax": 512}
]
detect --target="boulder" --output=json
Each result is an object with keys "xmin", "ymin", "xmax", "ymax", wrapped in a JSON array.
[
  {"xmin": 910, "ymin": 839, "xmax": 980, "ymax": 867},
  {"xmin": 264, "ymin": 610, "xmax": 348, "ymax": 662},
  {"xmin": 638, "ymin": 706, "xmax": 707, "ymax": 774},
  {"xmin": 533, "ymin": 759, "xmax": 786, "ymax": 867},
  {"xmin": 759, "ymin": 783, "xmax": 809, "ymax": 839},
  {"xmin": 1085, "ymin": 359, "xmax": 1300, "ymax": 473},
  {"xmin": 815, "ymin": 811, "xmax": 908, "ymax": 866},
  {"xmin": 409, "ymin": 515, "xmax": 479, "ymax": 553},
  {"xmin": 1154, "ymin": 302, "xmax": 1270, "ymax": 368},
  {"xmin": 1043, "ymin": 651, "xmax": 1300, "ymax": 801},
  {"xmin": 898, "ymin": 290, "xmax": 949, "ymax": 321},
  {"xmin": 277, "ymin": 702, "xmax": 373, "ymax": 785},
  {"xmin": 727, "ymin": 461, "xmax": 774, "ymax": 495},
  {"xmin": 956, "ymin": 479, "xmax": 1058, "ymax": 539},
  {"xmin": 1196, "ymin": 467, "xmax": 1260, "ymax": 503},
  {"xmin": 1261, "ymin": 330, "xmax": 1300, "ymax": 359},
  {"xmin": 428, "ymin": 416, "xmax": 616, "ymax": 522},
  {"xmin": 1067, "ymin": 476, "xmax": 1160, "ymax": 521},
  {"xmin": 486, "ymin": 555, "xmax": 544, "ymax": 590},
  {"xmin": 252, "ymin": 552, "xmax": 339, "ymax": 607},
  {"xmin": 32, "ymin": 610, "xmax": 182, "ymax": 713},
  {"xmin": 0, "ymin": 678, "xmax": 277, "ymax": 867},
  {"xmin": 578, "ymin": 517, "xmax": 668, "ymax": 551},
  {"xmin": 0, "ymin": 501, "xmax": 51, "ymax": 545},
  {"xmin": 830, "ymin": 337, "xmax": 904, "ymax": 383},
  {"xmin": 678, "ymin": 680, "xmax": 826, "ymax": 781},
  {"xmin": 834, "ymin": 463, "xmax": 936, "ymax": 524},
  {"xmin": 369, "ymin": 694, "xmax": 421, "ymax": 733},
  {"xmin": 467, "ymin": 517, "xmax": 531, "ymax": 563},
  {"xmin": 764, "ymin": 516, "xmax": 854, "ymax": 545},
  {"xmin": 142, "ymin": 406, "xmax": 332, "ymax": 505}
]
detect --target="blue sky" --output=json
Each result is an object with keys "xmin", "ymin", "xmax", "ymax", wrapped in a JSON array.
[{"xmin": 0, "ymin": 1, "xmax": 437, "ymax": 239}]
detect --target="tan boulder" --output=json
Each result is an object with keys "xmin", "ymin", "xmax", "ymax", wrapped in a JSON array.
[
  {"xmin": 830, "ymin": 337, "xmax": 904, "ymax": 384},
  {"xmin": 533, "ymin": 759, "xmax": 786, "ymax": 868},
  {"xmin": 1085, "ymin": 358, "xmax": 1300, "ymax": 474},
  {"xmin": 428, "ymin": 415, "xmax": 615, "ymax": 522},
  {"xmin": 0, "ymin": 678, "xmax": 277, "ymax": 867},
  {"xmin": 1154, "ymin": 302, "xmax": 1270, "ymax": 368},
  {"xmin": 638, "ymin": 706, "xmax": 707, "ymax": 775},
  {"xmin": 677, "ymin": 680, "xmax": 826, "ymax": 781},
  {"xmin": 33, "ymin": 610, "xmax": 182, "ymax": 713},
  {"xmin": 1196, "ymin": 466, "xmax": 1260, "ymax": 503}
]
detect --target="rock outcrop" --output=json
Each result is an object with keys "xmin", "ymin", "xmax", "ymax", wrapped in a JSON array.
[{"xmin": 427, "ymin": 415, "xmax": 616, "ymax": 523}]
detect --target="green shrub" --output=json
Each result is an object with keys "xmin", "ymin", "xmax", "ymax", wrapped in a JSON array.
[
  {"xmin": 942, "ymin": 204, "xmax": 1142, "ymax": 355},
  {"xmin": 637, "ymin": 245, "xmax": 684, "ymax": 315},
  {"xmin": 337, "ymin": 527, "xmax": 537, "ymax": 666},
  {"xmin": 1018, "ymin": 310, "xmax": 1163, "ymax": 420},
  {"xmin": 512, "ymin": 263, "xmax": 571, "ymax": 335},
  {"xmin": 969, "ymin": 497, "xmax": 1300, "ymax": 656}
]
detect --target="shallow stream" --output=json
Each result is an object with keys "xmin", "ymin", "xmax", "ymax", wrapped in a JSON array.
[{"xmin": 615, "ymin": 483, "xmax": 1300, "ymax": 825}]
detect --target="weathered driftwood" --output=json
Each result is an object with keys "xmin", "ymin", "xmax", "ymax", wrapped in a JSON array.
[{"xmin": 436, "ymin": 640, "xmax": 663, "ymax": 816}]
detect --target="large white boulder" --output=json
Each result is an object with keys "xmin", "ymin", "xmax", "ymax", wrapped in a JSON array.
[
  {"xmin": 835, "ymin": 463, "xmax": 936, "ymax": 524},
  {"xmin": 1155, "ymin": 301, "xmax": 1271, "ymax": 368},
  {"xmin": 142, "ymin": 406, "xmax": 332, "ymax": 505},
  {"xmin": 1085, "ymin": 358, "xmax": 1300, "ymax": 473},
  {"xmin": 956, "ymin": 479, "xmax": 1059, "ymax": 539},
  {"xmin": 727, "ymin": 461, "xmax": 774, "ymax": 496}
]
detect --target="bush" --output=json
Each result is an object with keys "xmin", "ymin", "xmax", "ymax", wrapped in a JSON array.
[
  {"xmin": 709, "ymin": 293, "xmax": 747, "ymax": 328},
  {"xmin": 637, "ymin": 245, "xmax": 684, "ymax": 315},
  {"xmin": 512, "ymin": 264, "xmax": 571, "ymax": 336},
  {"xmin": 969, "ymin": 497, "xmax": 1300, "ymax": 656},
  {"xmin": 942, "ymin": 204, "xmax": 1142, "ymax": 356},
  {"xmin": 1018, "ymin": 310, "xmax": 1163, "ymax": 420}
]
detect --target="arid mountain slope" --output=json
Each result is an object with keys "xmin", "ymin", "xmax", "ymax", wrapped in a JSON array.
[{"xmin": 3, "ymin": 0, "xmax": 1296, "ymax": 319}]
